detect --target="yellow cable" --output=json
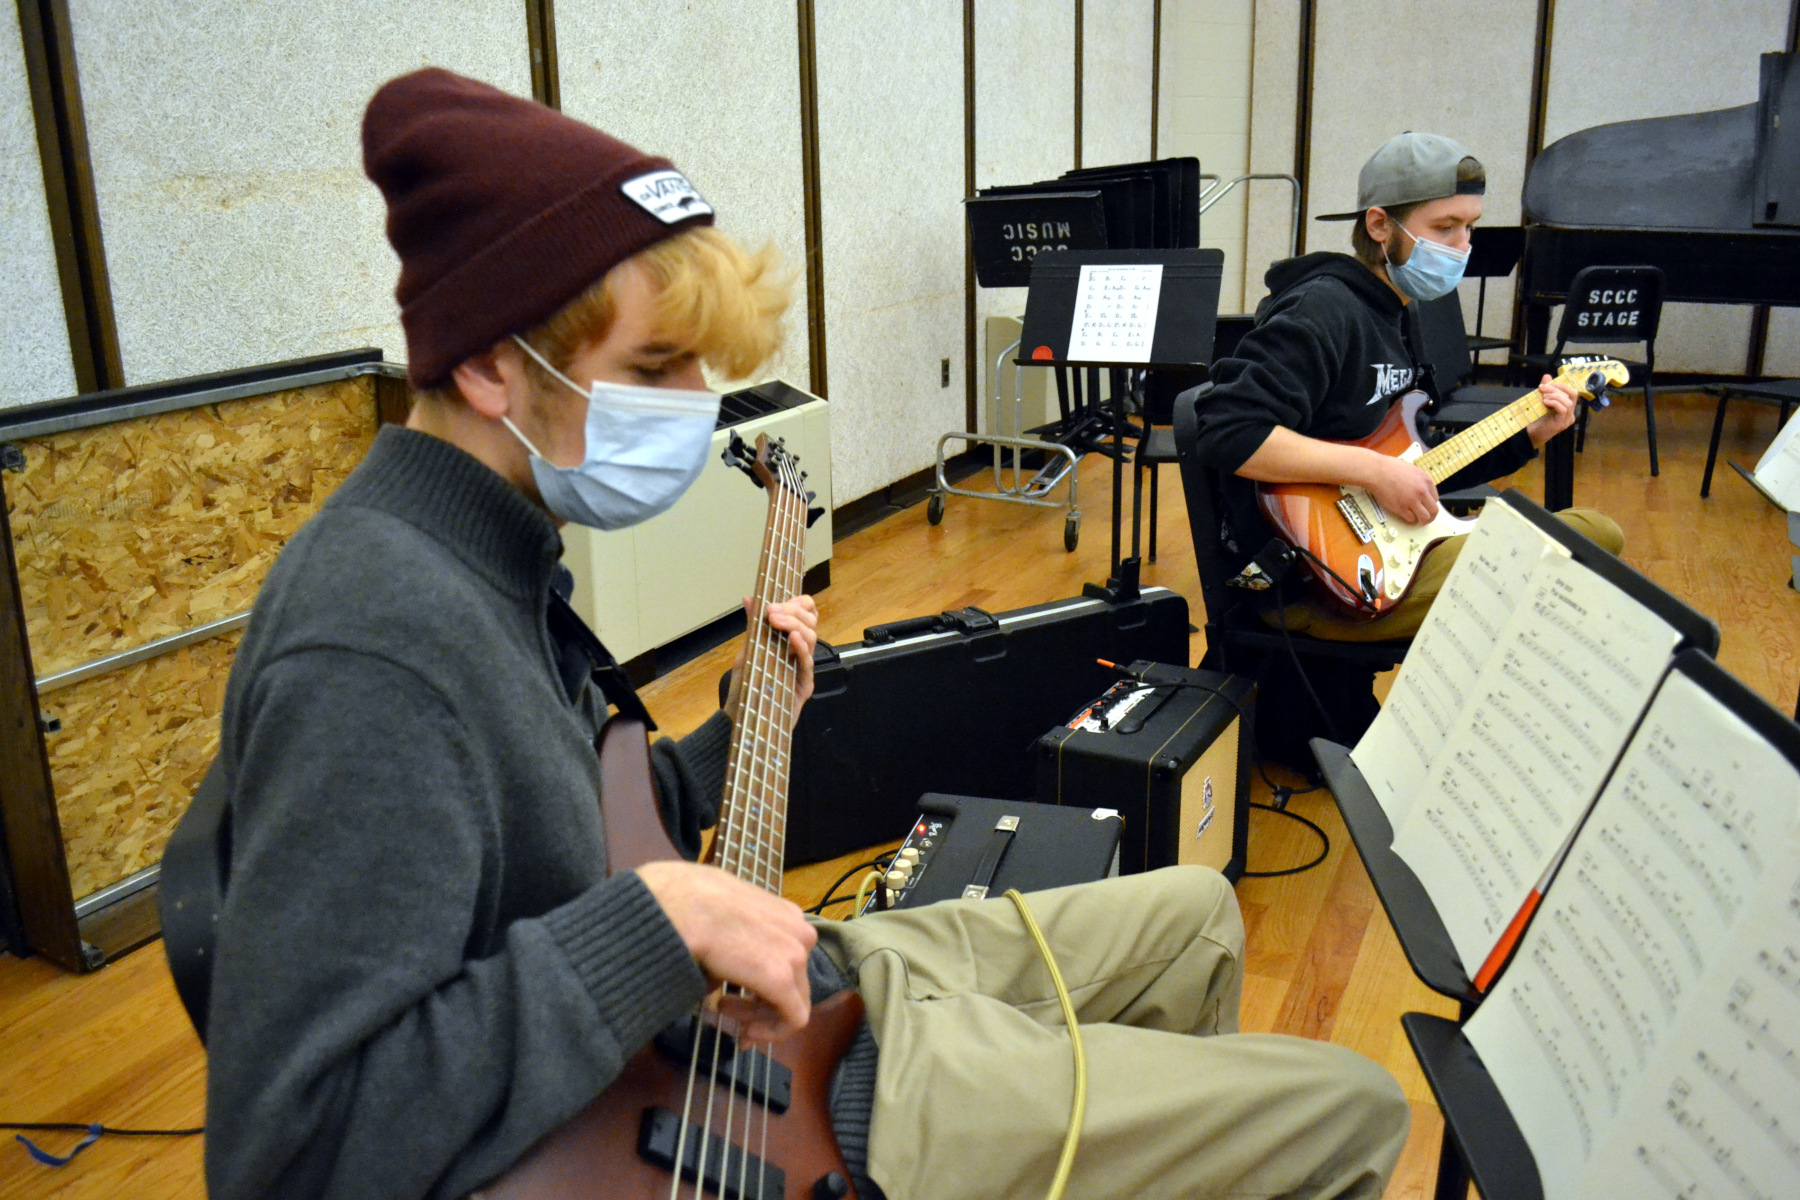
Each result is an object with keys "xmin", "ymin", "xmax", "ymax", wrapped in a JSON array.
[
  {"xmin": 1004, "ymin": 888, "xmax": 1086, "ymax": 1200},
  {"xmin": 851, "ymin": 870, "xmax": 883, "ymax": 918}
]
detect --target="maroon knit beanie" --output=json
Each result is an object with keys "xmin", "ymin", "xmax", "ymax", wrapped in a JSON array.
[{"xmin": 363, "ymin": 68, "xmax": 715, "ymax": 389}]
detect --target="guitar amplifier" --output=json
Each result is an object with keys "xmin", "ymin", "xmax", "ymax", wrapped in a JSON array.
[
  {"xmin": 861, "ymin": 794, "xmax": 1123, "ymax": 914},
  {"xmin": 782, "ymin": 585, "xmax": 1189, "ymax": 865},
  {"xmin": 1034, "ymin": 662, "xmax": 1253, "ymax": 880}
]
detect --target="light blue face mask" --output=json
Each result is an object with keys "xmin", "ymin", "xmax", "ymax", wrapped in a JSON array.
[
  {"xmin": 503, "ymin": 337, "xmax": 720, "ymax": 530},
  {"xmin": 1385, "ymin": 222, "xmax": 1470, "ymax": 303}
]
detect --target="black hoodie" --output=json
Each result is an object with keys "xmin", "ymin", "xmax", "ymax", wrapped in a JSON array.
[{"xmin": 1192, "ymin": 251, "xmax": 1534, "ymax": 557}]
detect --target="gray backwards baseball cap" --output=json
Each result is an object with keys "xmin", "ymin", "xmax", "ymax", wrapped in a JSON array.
[{"xmin": 1315, "ymin": 131, "xmax": 1483, "ymax": 221}]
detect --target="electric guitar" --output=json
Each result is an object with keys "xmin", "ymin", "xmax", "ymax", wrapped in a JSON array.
[
  {"xmin": 475, "ymin": 434, "xmax": 857, "ymax": 1200},
  {"xmin": 1255, "ymin": 357, "xmax": 1628, "ymax": 619}
]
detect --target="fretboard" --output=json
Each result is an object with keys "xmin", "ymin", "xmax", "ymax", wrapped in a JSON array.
[
  {"xmin": 1414, "ymin": 390, "xmax": 1547, "ymax": 484},
  {"xmin": 712, "ymin": 455, "xmax": 809, "ymax": 895}
]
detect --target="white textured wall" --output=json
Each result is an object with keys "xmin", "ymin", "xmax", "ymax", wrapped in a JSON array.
[
  {"xmin": 815, "ymin": 0, "xmax": 965, "ymax": 504},
  {"xmin": 67, "ymin": 1, "xmax": 530, "ymax": 386},
  {"xmin": 555, "ymin": 0, "xmax": 809, "ymax": 391},
  {"xmin": 1160, "ymin": 0, "xmax": 1255, "ymax": 311},
  {"xmin": 1542, "ymin": 0, "xmax": 1788, "ymax": 373},
  {"xmin": 974, "ymin": 0, "xmax": 1078, "ymax": 432},
  {"xmin": 1082, "ymin": 0, "xmax": 1154, "ymax": 170},
  {"xmin": 1244, "ymin": 0, "xmax": 1299, "ymax": 308},
  {"xmin": 1, "ymin": 4, "xmax": 77, "ymax": 407}
]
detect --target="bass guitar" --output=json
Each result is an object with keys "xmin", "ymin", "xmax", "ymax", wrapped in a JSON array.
[
  {"xmin": 476, "ymin": 434, "xmax": 855, "ymax": 1200},
  {"xmin": 1255, "ymin": 357, "xmax": 1627, "ymax": 619}
]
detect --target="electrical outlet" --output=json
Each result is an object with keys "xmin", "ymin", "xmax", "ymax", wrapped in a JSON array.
[{"xmin": 940, "ymin": 358, "xmax": 950, "ymax": 387}]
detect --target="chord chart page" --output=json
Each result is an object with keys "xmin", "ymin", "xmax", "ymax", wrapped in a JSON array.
[
  {"xmin": 1392, "ymin": 552, "xmax": 1679, "ymax": 971},
  {"xmin": 1065, "ymin": 264, "xmax": 1162, "ymax": 363},
  {"xmin": 1354, "ymin": 498, "xmax": 1566, "ymax": 827},
  {"xmin": 1464, "ymin": 669, "xmax": 1800, "ymax": 1200}
]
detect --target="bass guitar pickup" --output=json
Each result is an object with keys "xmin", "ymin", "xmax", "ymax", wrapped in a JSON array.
[{"xmin": 653, "ymin": 1014, "xmax": 793, "ymax": 1112}]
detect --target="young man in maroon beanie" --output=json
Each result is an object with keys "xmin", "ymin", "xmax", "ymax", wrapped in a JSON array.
[{"xmin": 198, "ymin": 69, "xmax": 1408, "ymax": 1200}]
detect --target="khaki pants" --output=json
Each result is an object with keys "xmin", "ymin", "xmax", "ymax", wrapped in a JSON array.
[
  {"xmin": 1269, "ymin": 506, "xmax": 1624, "ymax": 642},
  {"xmin": 815, "ymin": 868, "xmax": 1408, "ymax": 1200}
]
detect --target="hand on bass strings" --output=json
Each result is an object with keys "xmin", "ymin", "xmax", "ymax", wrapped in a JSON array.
[
  {"xmin": 725, "ymin": 594, "xmax": 819, "ymax": 728},
  {"xmin": 1525, "ymin": 374, "xmax": 1579, "ymax": 447},
  {"xmin": 636, "ymin": 860, "xmax": 817, "ymax": 1042},
  {"xmin": 1359, "ymin": 450, "xmax": 1439, "ymax": 526}
]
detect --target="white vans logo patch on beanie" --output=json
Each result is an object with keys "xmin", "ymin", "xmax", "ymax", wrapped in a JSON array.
[{"xmin": 621, "ymin": 169, "xmax": 713, "ymax": 224}]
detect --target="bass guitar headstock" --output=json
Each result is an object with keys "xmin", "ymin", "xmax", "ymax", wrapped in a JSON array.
[
  {"xmin": 722, "ymin": 432, "xmax": 826, "ymax": 528},
  {"xmin": 1551, "ymin": 356, "xmax": 1630, "ymax": 411}
]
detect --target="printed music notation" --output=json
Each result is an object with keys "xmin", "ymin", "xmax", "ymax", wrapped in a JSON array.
[
  {"xmin": 1354, "ymin": 498, "xmax": 1566, "ymax": 822},
  {"xmin": 1464, "ymin": 672, "xmax": 1800, "ymax": 1200},
  {"xmin": 1064, "ymin": 264, "xmax": 1162, "ymax": 364},
  {"xmin": 1393, "ymin": 551, "xmax": 1679, "ymax": 971}
]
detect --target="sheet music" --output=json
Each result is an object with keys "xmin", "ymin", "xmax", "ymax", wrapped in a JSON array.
[
  {"xmin": 1753, "ymin": 408, "xmax": 1800, "ymax": 511},
  {"xmin": 1392, "ymin": 553, "xmax": 1680, "ymax": 972},
  {"xmin": 1065, "ymin": 264, "xmax": 1162, "ymax": 363},
  {"xmin": 1580, "ymin": 853, "xmax": 1800, "ymax": 1200},
  {"xmin": 1463, "ymin": 670, "xmax": 1800, "ymax": 1200},
  {"xmin": 1352, "ymin": 498, "xmax": 1565, "ymax": 828}
]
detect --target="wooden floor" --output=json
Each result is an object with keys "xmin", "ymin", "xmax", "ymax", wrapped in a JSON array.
[{"xmin": 1, "ymin": 388, "xmax": 1795, "ymax": 1198}]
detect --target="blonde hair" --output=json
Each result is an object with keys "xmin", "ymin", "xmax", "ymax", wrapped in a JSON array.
[{"xmin": 419, "ymin": 226, "xmax": 790, "ymax": 404}]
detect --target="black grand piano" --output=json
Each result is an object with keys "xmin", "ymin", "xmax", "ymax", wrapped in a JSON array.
[{"xmin": 1518, "ymin": 51, "xmax": 1800, "ymax": 505}]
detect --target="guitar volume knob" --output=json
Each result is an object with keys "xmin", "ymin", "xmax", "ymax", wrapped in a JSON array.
[{"xmin": 814, "ymin": 1171, "xmax": 852, "ymax": 1199}]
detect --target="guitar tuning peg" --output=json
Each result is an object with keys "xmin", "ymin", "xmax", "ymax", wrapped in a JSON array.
[
  {"xmin": 805, "ymin": 490, "xmax": 817, "ymax": 504},
  {"xmin": 807, "ymin": 505, "xmax": 826, "ymax": 528}
]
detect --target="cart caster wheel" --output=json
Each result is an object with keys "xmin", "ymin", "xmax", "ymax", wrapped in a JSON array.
[
  {"xmin": 1064, "ymin": 517, "xmax": 1080, "ymax": 552},
  {"xmin": 926, "ymin": 493, "xmax": 945, "ymax": 525}
]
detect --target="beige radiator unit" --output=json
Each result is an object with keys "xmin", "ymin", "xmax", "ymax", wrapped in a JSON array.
[{"xmin": 561, "ymin": 379, "xmax": 831, "ymax": 664}]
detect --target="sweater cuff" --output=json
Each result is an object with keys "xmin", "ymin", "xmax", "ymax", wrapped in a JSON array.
[{"xmin": 542, "ymin": 871, "xmax": 707, "ymax": 1056}]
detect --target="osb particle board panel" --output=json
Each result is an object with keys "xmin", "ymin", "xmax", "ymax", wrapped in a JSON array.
[
  {"xmin": 3, "ymin": 378, "xmax": 378, "ymax": 677},
  {"xmin": 41, "ymin": 631, "xmax": 239, "ymax": 900}
]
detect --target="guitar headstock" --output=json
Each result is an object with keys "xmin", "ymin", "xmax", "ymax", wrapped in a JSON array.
[
  {"xmin": 1551, "ymin": 356, "xmax": 1629, "ymax": 409},
  {"xmin": 722, "ymin": 432, "xmax": 826, "ymax": 527}
]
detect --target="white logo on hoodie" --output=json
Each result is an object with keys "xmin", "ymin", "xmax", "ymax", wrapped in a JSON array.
[{"xmin": 1366, "ymin": 363, "xmax": 1415, "ymax": 404}]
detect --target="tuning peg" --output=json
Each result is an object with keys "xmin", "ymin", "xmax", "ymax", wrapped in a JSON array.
[{"xmin": 807, "ymin": 506, "xmax": 826, "ymax": 528}]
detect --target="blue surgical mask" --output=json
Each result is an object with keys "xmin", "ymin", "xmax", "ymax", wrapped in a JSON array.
[
  {"xmin": 504, "ymin": 337, "xmax": 720, "ymax": 530},
  {"xmin": 1385, "ymin": 223, "xmax": 1469, "ymax": 303}
]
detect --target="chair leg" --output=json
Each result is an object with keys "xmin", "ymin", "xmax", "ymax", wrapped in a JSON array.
[
  {"xmin": 1148, "ymin": 464, "xmax": 1160, "ymax": 564},
  {"xmin": 1702, "ymin": 397, "xmax": 1730, "ymax": 498},
  {"xmin": 1575, "ymin": 403, "xmax": 1589, "ymax": 453},
  {"xmin": 1644, "ymin": 377, "xmax": 1659, "ymax": 477}
]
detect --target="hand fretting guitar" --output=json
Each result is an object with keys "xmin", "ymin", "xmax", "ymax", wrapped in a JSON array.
[
  {"xmin": 476, "ymin": 434, "xmax": 855, "ymax": 1200},
  {"xmin": 1255, "ymin": 358, "xmax": 1627, "ymax": 619}
]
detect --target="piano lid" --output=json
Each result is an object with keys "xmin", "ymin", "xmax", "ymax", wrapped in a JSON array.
[{"xmin": 1523, "ymin": 104, "xmax": 1757, "ymax": 233}]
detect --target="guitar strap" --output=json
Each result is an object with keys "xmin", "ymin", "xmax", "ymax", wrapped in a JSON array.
[{"xmin": 546, "ymin": 585, "xmax": 658, "ymax": 731}]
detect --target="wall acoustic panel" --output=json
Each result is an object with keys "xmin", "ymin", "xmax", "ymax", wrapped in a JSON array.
[
  {"xmin": 1161, "ymin": 0, "xmax": 1255, "ymax": 311},
  {"xmin": 66, "ymin": 1, "xmax": 530, "ymax": 387},
  {"xmin": 974, "ymin": 0, "xmax": 1077, "ymax": 432},
  {"xmin": 815, "ymin": 0, "xmax": 965, "ymax": 504},
  {"xmin": 1243, "ymin": 0, "xmax": 1300, "ymax": 308},
  {"xmin": 1081, "ymin": 0, "xmax": 1154, "ymax": 170},
  {"xmin": 1, "ymin": 5, "xmax": 77, "ymax": 408},
  {"xmin": 555, "ymin": 0, "xmax": 809, "ymax": 392},
  {"xmin": 1543, "ymin": 0, "xmax": 1788, "ymax": 374}
]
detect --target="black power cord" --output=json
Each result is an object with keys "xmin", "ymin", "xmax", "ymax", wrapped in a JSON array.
[{"xmin": 806, "ymin": 854, "xmax": 896, "ymax": 914}]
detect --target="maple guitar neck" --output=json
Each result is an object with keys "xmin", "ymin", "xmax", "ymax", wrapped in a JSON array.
[
  {"xmin": 1412, "ymin": 389, "xmax": 1548, "ymax": 484},
  {"xmin": 712, "ymin": 438, "xmax": 810, "ymax": 892}
]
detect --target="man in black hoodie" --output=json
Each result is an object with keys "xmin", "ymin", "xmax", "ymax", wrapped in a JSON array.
[{"xmin": 1192, "ymin": 132, "xmax": 1621, "ymax": 643}]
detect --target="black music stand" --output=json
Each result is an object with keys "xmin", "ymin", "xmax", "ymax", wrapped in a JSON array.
[
  {"xmin": 1017, "ymin": 248, "xmax": 1222, "ymax": 578},
  {"xmin": 1465, "ymin": 226, "xmax": 1524, "ymax": 357},
  {"xmin": 1310, "ymin": 491, "xmax": 1718, "ymax": 1200}
]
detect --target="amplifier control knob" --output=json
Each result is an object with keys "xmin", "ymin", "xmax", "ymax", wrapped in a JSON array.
[
  {"xmin": 898, "ymin": 847, "xmax": 921, "ymax": 865},
  {"xmin": 885, "ymin": 867, "xmax": 910, "ymax": 890}
]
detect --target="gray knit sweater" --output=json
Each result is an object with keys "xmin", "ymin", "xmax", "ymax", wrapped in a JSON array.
[{"xmin": 204, "ymin": 427, "xmax": 734, "ymax": 1199}]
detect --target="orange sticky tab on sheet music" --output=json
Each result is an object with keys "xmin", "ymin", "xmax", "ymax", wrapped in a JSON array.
[{"xmin": 1474, "ymin": 889, "xmax": 1543, "ymax": 993}]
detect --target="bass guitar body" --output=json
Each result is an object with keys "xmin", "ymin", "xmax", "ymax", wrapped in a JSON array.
[{"xmin": 1255, "ymin": 391, "xmax": 1473, "ymax": 619}]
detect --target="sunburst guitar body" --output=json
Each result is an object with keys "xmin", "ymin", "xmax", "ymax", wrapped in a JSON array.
[{"xmin": 1255, "ymin": 358, "xmax": 1627, "ymax": 619}]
